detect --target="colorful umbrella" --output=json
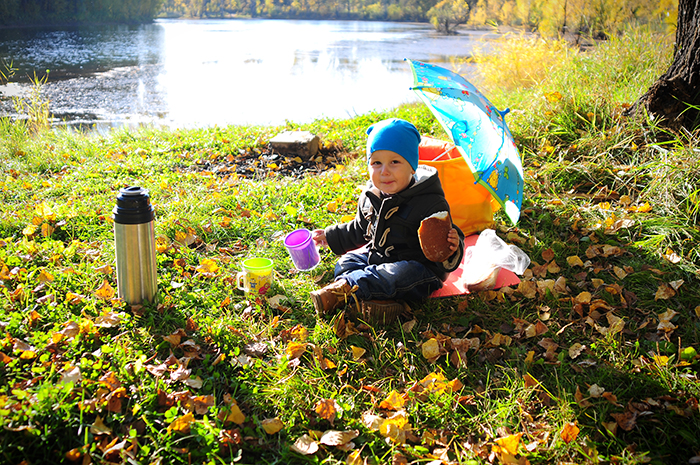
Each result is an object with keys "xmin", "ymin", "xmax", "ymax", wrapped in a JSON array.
[{"xmin": 407, "ymin": 59, "xmax": 524, "ymax": 224}]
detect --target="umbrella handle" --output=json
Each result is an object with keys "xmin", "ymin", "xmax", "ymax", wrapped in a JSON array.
[{"xmin": 430, "ymin": 145, "xmax": 456, "ymax": 162}]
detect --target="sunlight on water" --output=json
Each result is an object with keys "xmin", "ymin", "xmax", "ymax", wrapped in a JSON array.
[
  {"xmin": 158, "ymin": 20, "xmax": 421, "ymax": 126},
  {"xmin": 0, "ymin": 19, "xmax": 496, "ymax": 128}
]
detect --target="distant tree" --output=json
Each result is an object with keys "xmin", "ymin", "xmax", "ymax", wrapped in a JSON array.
[
  {"xmin": 427, "ymin": 0, "xmax": 473, "ymax": 33},
  {"xmin": 629, "ymin": 0, "xmax": 699, "ymax": 130}
]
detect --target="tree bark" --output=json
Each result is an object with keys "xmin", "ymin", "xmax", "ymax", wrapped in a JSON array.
[{"xmin": 629, "ymin": 0, "xmax": 700, "ymax": 131}]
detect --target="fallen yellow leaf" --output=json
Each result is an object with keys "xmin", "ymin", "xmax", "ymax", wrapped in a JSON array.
[
  {"xmin": 361, "ymin": 412, "xmax": 383, "ymax": 431},
  {"xmin": 196, "ymin": 258, "xmax": 219, "ymax": 274},
  {"xmin": 574, "ymin": 291, "xmax": 591, "ymax": 304},
  {"xmin": 291, "ymin": 434, "xmax": 319, "ymax": 455},
  {"xmin": 421, "ymin": 338, "xmax": 441, "ymax": 360},
  {"xmin": 175, "ymin": 229, "xmax": 196, "ymax": 246},
  {"xmin": 490, "ymin": 333, "xmax": 512, "ymax": 347},
  {"xmin": 65, "ymin": 292, "xmax": 85, "ymax": 305},
  {"xmin": 560, "ymin": 422, "xmax": 580, "ymax": 444},
  {"xmin": 378, "ymin": 390, "xmax": 405, "ymax": 410},
  {"xmin": 350, "ymin": 346, "xmax": 366, "ymax": 360},
  {"xmin": 37, "ymin": 269, "xmax": 54, "ymax": 283},
  {"xmin": 566, "ymin": 255, "xmax": 584, "ymax": 267},
  {"xmin": 22, "ymin": 223, "xmax": 38, "ymax": 236},
  {"xmin": 654, "ymin": 283, "xmax": 676, "ymax": 301},
  {"xmin": 95, "ymin": 311, "xmax": 124, "ymax": 328},
  {"xmin": 495, "ymin": 432, "xmax": 523, "ymax": 455},
  {"xmin": 379, "ymin": 411, "xmax": 410, "ymax": 443},
  {"xmin": 34, "ymin": 201, "xmax": 56, "ymax": 220},
  {"xmin": 19, "ymin": 349, "xmax": 37, "ymax": 360},
  {"xmin": 547, "ymin": 260, "xmax": 561, "ymax": 273},
  {"xmin": 318, "ymin": 356, "xmax": 336, "ymax": 370},
  {"xmin": 65, "ymin": 448, "xmax": 83, "ymax": 462},
  {"xmin": 517, "ymin": 280, "xmax": 537, "ymax": 298},
  {"xmin": 318, "ymin": 429, "xmax": 359, "ymax": 446},
  {"xmin": 420, "ymin": 371, "xmax": 446, "ymax": 385},
  {"xmin": 524, "ymin": 351, "xmax": 535, "ymax": 364},
  {"xmin": 346, "ymin": 450, "xmax": 363, "ymax": 465},
  {"xmin": 193, "ymin": 395, "xmax": 215, "ymax": 415},
  {"xmin": 41, "ymin": 223, "xmax": 55, "ymax": 237},
  {"xmin": 290, "ymin": 324, "xmax": 309, "ymax": 341},
  {"xmin": 447, "ymin": 378, "xmax": 464, "ymax": 393},
  {"xmin": 94, "ymin": 264, "xmax": 113, "ymax": 275},
  {"xmin": 261, "ymin": 417, "xmax": 284, "ymax": 434},
  {"xmin": 163, "ymin": 332, "xmax": 182, "ymax": 346},
  {"xmin": 286, "ymin": 341, "xmax": 307, "ymax": 359},
  {"xmin": 657, "ymin": 309, "xmax": 678, "ymax": 332},
  {"xmin": 637, "ymin": 202, "xmax": 652, "ymax": 212},
  {"xmin": 568, "ymin": 343, "xmax": 585, "ymax": 359},
  {"xmin": 613, "ymin": 266, "xmax": 627, "ymax": 280},
  {"xmin": 545, "ymin": 91, "xmax": 563, "ymax": 102},
  {"xmin": 225, "ymin": 403, "xmax": 246, "ymax": 425},
  {"xmin": 663, "ymin": 248, "xmax": 681, "ymax": 264},
  {"xmin": 94, "ymin": 280, "xmax": 115, "ymax": 300},
  {"xmin": 27, "ymin": 310, "xmax": 41, "ymax": 327},
  {"xmin": 90, "ymin": 415, "xmax": 112, "ymax": 435},
  {"xmin": 315, "ymin": 398, "xmax": 340, "ymax": 422}
]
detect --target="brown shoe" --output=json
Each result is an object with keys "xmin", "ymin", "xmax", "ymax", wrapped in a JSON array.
[
  {"xmin": 311, "ymin": 279, "xmax": 358, "ymax": 314},
  {"xmin": 354, "ymin": 300, "xmax": 405, "ymax": 326}
]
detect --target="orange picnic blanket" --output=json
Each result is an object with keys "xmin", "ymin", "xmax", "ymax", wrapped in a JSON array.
[{"xmin": 431, "ymin": 234, "xmax": 521, "ymax": 297}]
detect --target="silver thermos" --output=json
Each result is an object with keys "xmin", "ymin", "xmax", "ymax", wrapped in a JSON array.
[{"xmin": 113, "ymin": 186, "xmax": 158, "ymax": 304}]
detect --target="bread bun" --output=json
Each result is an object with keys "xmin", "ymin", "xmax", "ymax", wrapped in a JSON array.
[{"xmin": 418, "ymin": 211, "xmax": 453, "ymax": 262}]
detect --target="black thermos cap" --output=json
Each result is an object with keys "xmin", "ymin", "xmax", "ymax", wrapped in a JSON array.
[{"xmin": 112, "ymin": 186, "xmax": 155, "ymax": 224}]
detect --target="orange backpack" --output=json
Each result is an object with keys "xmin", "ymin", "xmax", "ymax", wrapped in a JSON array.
[{"xmin": 419, "ymin": 136, "xmax": 500, "ymax": 236}]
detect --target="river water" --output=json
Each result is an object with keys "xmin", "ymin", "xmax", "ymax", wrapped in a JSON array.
[{"xmin": 0, "ymin": 19, "xmax": 497, "ymax": 129}]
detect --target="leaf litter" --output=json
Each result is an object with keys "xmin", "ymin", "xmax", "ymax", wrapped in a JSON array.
[{"xmin": 1, "ymin": 120, "xmax": 699, "ymax": 465}]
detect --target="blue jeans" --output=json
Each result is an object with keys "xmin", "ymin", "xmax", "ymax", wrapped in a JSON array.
[{"xmin": 334, "ymin": 252, "xmax": 443, "ymax": 301}]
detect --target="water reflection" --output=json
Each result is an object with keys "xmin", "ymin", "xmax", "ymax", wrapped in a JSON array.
[{"xmin": 0, "ymin": 19, "xmax": 496, "ymax": 128}]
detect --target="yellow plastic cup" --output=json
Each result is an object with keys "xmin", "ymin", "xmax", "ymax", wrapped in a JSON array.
[{"xmin": 236, "ymin": 258, "xmax": 273, "ymax": 296}]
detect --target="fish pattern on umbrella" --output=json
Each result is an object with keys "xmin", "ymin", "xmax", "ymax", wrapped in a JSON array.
[{"xmin": 408, "ymin": 60, "xmax": 524, "ymax": 224}]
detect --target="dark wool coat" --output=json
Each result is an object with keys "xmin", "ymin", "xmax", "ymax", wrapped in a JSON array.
[{"xmin": 325, "ymin": 165, "xmax": 465, "ymax": 282}]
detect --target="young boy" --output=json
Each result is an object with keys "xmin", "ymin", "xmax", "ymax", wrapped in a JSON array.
[{"xmin": 311, "ymin": 118, "xmax": 464, "ymax": 322}]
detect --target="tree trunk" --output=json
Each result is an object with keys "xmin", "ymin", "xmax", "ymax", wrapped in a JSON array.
[{"xmin": 629, "ymin": 0, "xmax": 700, "ymax": 131}]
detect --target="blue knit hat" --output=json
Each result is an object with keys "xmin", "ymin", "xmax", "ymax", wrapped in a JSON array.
[{"xmin": 366, "ymin": 118, "xmax": 420, "ymax": 171}]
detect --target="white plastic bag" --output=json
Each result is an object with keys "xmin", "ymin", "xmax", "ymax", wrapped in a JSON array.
[{"xmin": 459, "ymin": 229, "xmax": 531, "ymax": 291}]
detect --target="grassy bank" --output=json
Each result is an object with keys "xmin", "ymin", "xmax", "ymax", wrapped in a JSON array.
[{"xmin": 1, "ymin": 27, "xmax": 699, "ymax": 465}]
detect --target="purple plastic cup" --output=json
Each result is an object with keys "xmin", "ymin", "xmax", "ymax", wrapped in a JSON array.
[{"xmin": 284, "ymin": 228, "xmax": 321, "ymax": 271}]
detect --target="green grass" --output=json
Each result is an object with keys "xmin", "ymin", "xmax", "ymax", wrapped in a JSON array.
[{"xmin": 1, "ymin": 26, "xmax": 699, "ymax": 465}]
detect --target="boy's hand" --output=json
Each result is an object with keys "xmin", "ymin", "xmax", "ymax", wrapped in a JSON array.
[
  {"xmin": 312, "ymin": 229, "xmax": 328, "ymax": 248},
  {"xmin": 447, "ymin": 228, "xmax": 460, "ymax": 253}
]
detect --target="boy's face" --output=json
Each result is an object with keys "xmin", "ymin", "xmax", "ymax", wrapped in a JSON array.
[{"xmin": 368, "ymin": 150, "xmax": 415, "ymax": 195}]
